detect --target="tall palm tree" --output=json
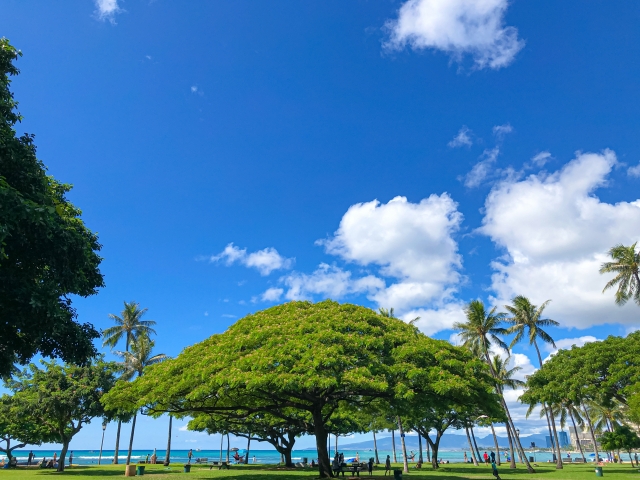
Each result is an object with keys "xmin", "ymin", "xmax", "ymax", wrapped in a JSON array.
[
  {"xmin": 103, "ymin": 301, "xmax": 157, "ymax": 464},
  {"xmin": 114, "ymin": 334, "xmax": 167, "ymax": 466},
  {"xmin": 539, "ymin": 400, "xmax": 586, "ymax": 463},
  {"xmin": 453, "ymin": 300, "xmax": 535, "ymax": 473},
  {"xmin": 600, "ymin": 243, "xmax": 640, "ymax": 306},
  {"xmin": 505, "ymin": 295, "xmax": 562, "ymax": 469}
]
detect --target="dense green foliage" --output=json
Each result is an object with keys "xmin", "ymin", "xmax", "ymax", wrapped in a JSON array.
[
  {"xmin": 600, "ymin": 426, "xmax": 640, "ymax": 466},
  {"xmin": 0, "ymin": 394, "xmax": 55, "ymax": 459},
  {"xmin": 0, "ymin": 38, "xmax": 103, "ymax": 377},
  {"xmin": 4, "ymin": 360, "xmax": 117, "ymax": 471}
]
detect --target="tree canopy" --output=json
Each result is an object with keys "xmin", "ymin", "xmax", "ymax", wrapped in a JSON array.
[
  {"xmin": 0, "ymin": 394, "xmax": 55, "ymax": 459},
  {"xmin": 0, "ymin": 38, "xmax": 103, "ymax": 377},
  {"xmin": 103, "ymin": 300, "xmax": 497, "ymax": 477}
]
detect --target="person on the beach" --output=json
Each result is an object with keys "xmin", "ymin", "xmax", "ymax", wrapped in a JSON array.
[
  {"xmin": 356, "ymin": 452, "xmax": 360, "ymax": 463},
  {"xmin": 27, "ymin": 451, "xmax": 33, "ymax": 466},
  {"xmin": 253, "ymin": 456, "xmax": 257, "ymax": 464},
  {"xmin": 151, "ymin": 450, "xmax": 157, "ymax": 464},
  {"xmin": 483, "ymin": 452, "xmax": 488, "ymax": 464},
  {"xmin": 463, "ymin": 452, "xmax": 468, "ymax": 463},
  {"xmin": 490, "ymin": 451, "xmax": 495, "ymax": 463},
  {"xmin": 333, "ymin": 453, "xmax": 341, "ymax": 476},
  {"xmin": 368, "ymin": 457, "xmax": 374, "ymax": 475},
  {"xmin": 491, "ymin": 460, "xmax": 501, "ymax": 479},
  {"xmin": 384, "ymin": 455, "xmax": 391, "ymax": 476},
  {"xmin": 188, "ymin": 449, "xmax": 193, "ymax": 464},
  {"xmin": 635, "ymin": 452, "xmax": 639, "ymax": 466},
  {"xmin": 69, "ymin": 451, "xmax": 73, "ymax": 466},
  {"xmin": 53, "ymin": 453, "xmax": 57, "ymax": 464}
]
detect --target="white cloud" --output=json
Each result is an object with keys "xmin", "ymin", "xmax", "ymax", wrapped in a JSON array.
[
  {"xmin": 208, "ymin": 243, "xmax": 294, "ymax": 276},
  {"xmin": 492, "ymin": 123, "xmax": 513, "ymax": 139},
  {"xmin": 261, "ymin": 287, "xmax": 284, "ymax": 302},
  {"xmin": 385, "ymin": 0, "xmax": 524, "ymax": 70},
  {"xmin": 545, "ymin": 335, "xmax": 599, "ymax": 353},
  {"xmin": 530, "ymin": 151, "xmax": 552, "ymax": 167},
  {"xmin": 191, "ymin": 86, "xmax": 198, "ymax": 93},
  {"xmin": 319, "ymin": 195, "xmax": 463, "ymax": 312},
  {"xmin": 403, "ymin": 302, "xmax": 466, "ymax": 336},
  {"xmin": 281, "ymin": 264, "xmax": 384, "ymax": 301},
  {"xmin": 448, "ymin": 126, "xmax": 473, "ymax": 148},
  {"xmin": 628, "ymin": 163, "xmax": 640, "ymax": 178},
  {"xmin": 463, "ymin": 147, "xmax": 500, "ymax": 188},
  {"xmin": 480, "ymin": 149, "xmax": 640, "ymax": 328},
  {"xmin": 94, "ymin": 0, "xmax": 122, "ymax": 23}
]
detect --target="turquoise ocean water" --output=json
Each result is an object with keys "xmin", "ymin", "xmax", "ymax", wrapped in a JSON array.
[{"xmin": 8, "ymin": 448, "xmax": 566, "ymax": 466}]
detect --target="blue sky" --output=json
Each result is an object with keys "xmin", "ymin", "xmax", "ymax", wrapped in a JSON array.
[{"xmin": 3, "ymin": 0, "xmax": 640, "ymax": 451}]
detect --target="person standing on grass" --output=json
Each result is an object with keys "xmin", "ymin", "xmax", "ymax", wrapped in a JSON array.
[
  {"xmin": 483, "ymin": 451, "xmax": 489, "ymax": 464},
  {"xmin": 27, "ymin": 451, "xmax": 33, "ymax": 466},
  {"xmin": 490, "ymin": 451, "xmax": 496, "ymax": 463},
  {"xmin": 464, "ymin": 452, "xmax": 468, "ymax": 463},
  {"xmin": 188, "ymin": 449, "xmax": 193, "ymax": 464},
  {"xmin": 491, "ymin": 460, "xmax": 501, "ymax": 479},
  {"xmin": 384, "ymin": 455, "xmax": 391, "ymax": 475}
]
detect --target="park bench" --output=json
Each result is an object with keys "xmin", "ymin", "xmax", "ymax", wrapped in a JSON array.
[
  {"xmin": 195, "ymin": 458, "xmax": 207, "ymax": 464},
  {"xmin": 343, "ymin": 464, "xmax": 367, "ymax": 476},
  {"xmin": 573, "ymin": 458, "xmax": 584, "ymax": 463}
]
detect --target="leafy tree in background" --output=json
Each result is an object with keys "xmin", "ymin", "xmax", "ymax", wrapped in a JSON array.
[
  {"xmin": 0, "ymin": 38, "xmax": 103, "ymax": 378},
  {"xmin": 3, "ymin": 359, "xmax": 117, "ymax": 472},
  {"xmin": 505, "ymin": 295, "xmax": 563, "ymax": 469},
  {"xmin": 600, "ymin": 425, "xmax": 640, "ymax": 467},
  {"xmin": 113, "ymin": 334, "xmax": 167, "ymax": 466},
  {"xmin": 103, "ymin": 301, "xmax": 157, "ymax": 463},
  {"xmin": 600, "ymin": 243, "xmax": 640, "ymax": 306},
  {"xmin": 0, "ymin": 393, "xmax": 55, "ymax": 460}
]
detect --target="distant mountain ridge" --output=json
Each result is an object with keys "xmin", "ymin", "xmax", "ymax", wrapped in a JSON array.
[{"xmin": 341, "ymin": 433, "xmax": 549, "ymax": 451}]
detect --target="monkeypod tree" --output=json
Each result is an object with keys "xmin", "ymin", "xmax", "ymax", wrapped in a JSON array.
[
  {"xmin": 4, "ymin": 360, "xmax": 117, "ymax": 472},
  {"xmin": 104, "ymin": 300, "xmax": 477, "ymax": 478},
  {"xmin": 0, "ymin": 394, "xmax": 55, "ymax": 459},
  {"xmin": 600, "ymin": 426, "xmax": 640, "ymax": 467}
]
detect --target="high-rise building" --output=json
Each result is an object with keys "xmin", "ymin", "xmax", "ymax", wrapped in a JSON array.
[
  {"xmin": 558, "ymin": 431, "xmax": 569, "ymax": 447},
  {"xmin": 545, "ymin": 436, "xmax": 554, "ymax": 448}
]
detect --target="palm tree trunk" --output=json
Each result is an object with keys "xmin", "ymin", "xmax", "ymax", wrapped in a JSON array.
[
  {"xmin": 219, "ymin": 433, "xmax": 224, "ymax": 464},
  {"xmin": 125, "ymin": 413, "xmax": 137, "ymax": 465},
  {"xmin": 397, "ymin": 417, "xmax": 409, "ymax": 473},
  {"xmin": 568, "ymin": 408, "xmax": 586, "ymax": 463},
  {"xmin": 465, "ymin": 427, "xmax": 479, "ymax": 466},
  {"xmin": 581, "ymin": 401, "xmax": 600, "ymax": 462},
  {"xmin": 490, "ymin": 423, "xmax": 501, "ymax": 465},
  {"xmin": 533, "ymin": 340, "xmax": 563, "ymax": 469},
  {"xmin": 163, "ymin": 415, "xmax": 172, "ymax": 466},
  {"xmin": 505, "ymin": 418, "xmax": 516, "ymax": 468},
  {"xmin": 335, "ymin": 434, "xmax": 338, "ymax": 457},
  {"xmin": 391, "ymin": 430, "xmax": 397, "ymax": 463},
  {"xmin": 226, "ymin": 433, "xmax": 230, "ymax": 463},
  {"xmin": 373, "ymin": 430, "xmax": 380, "ymax": 464},
  {"xmin": 245, "ymin": 436, "xmax": 251, "ymax": 464},
  {"xmin": 113, "ymin": 420, "xmax": 122, "ymax": 464},
  {"xmin": 418, "ymin": 434, "xmax": 423, "ymax": 464},
  {"xmin": 470, "ymin": 426, "xmax": 481, "ymax": 461}
]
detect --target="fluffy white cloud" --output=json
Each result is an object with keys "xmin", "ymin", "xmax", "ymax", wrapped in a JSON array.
[
  {"xmin": 281, "ymin": 264, "xmax": 384, "ymax": 301},
  {"xmin": 319, "ymin": 195, "xmax": 463, "ymax": 312},
  {"xmin": 385, "ymin": 0, "xmax": 524, "ymax": 70},
  {"xmin": 463, "ymin": 147, "xmax": 500, "ymax": 188},
  {"xmin": 94, "ymin": 0, "xmax": 122, "ymax": 23},
  {"xmin": 480, "ymin": 150, "xmax": 640, "ymax": 328},
  {"xmin": 261, "ymin": 287, "xmax": 284, "ymax": 302},
  {"xmin": 403, "ymin": 302, "xmax": 466, "ymax": 336},
  {"xmin": 628, "ymin": 163, "xmax": 640, "ymax": 178},
  {"xmin": 530, "ymin": 151, "xmax": 552, "ymax": 167},
  {"xmin": 448, "ymin": 126, "xmax": 472, "ymax": 148},
  {"xmin": 208, "ymin": 243, "xmax": 294, "ymax": 276}
]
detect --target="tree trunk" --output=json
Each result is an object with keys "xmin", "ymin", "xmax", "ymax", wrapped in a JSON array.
[
  {"xmin": 397, "ymin": 417, "xmax": 409, "ymax": 473},
  {"xmin": 548, "ymin": 404, "xmax": 563, "ymax": 469},
  {"xmin": 505, "ymin": 421, "xmax": 516, "ymax": 469},
  {"xmin": 113, "ymin": 420, "xmax": 122, "ymax": 464},
  {"xmin": 57, "ymin": 440, "xmax": 69, "ymax": 472},
  {"xmin": 245, "ymin": 436, "xmax": 251, "ymax": 464},
  {"xmin": 568, "ymin": 408, "xmax": 586, "ymax": 463},
  {"xmin": 470, "ymin": 426, "xmax": 481, "ymax": 462},
  {"xmin": 418, "ymin": 434, "xmax": 423, "ymax": 464},
  {"xmin": 226, "ymin": 433, "xmax": 230, "ymax": 463},
  {"xmin": 426, "ymin": 432, "xmax": 441, "ymax": 469},
  {"xmin": 335, "ymin": 434, "xmax": 338, "ymax": 457},
  {"xmin": 219, "ymin": 433, "xmax": 224, "ymax": 464},
  {"xmin": 126, "ymin": 413, "xmax": 137, "ymax": 465},
  {"xmin": 391, "ymin": 430, "xmax": 397, "ymax": 463},
  {"xmin": 427, "ymin": 436, "xmax": 431, "ymax": 462},
  {"xmin": 581, "ymin": 401, "xmax": 600, "ymax": 463},
  {"xmin": 490, "ymin": 423, "xmax": 501, "ymax": 465},
  {"xmin": 373, "ymin": 430, "xmax": 380, "ymax": 464},
  {"xmin": 164, "ymin": 415, "xmax": 172, "ymax": 466},
  {"xmin": 312, "ymin": 408, "xmax": 333, "ymax": 478},
  {"xmin": 465, "ymin": 427, "xmax": 479, "ymax": 466}
]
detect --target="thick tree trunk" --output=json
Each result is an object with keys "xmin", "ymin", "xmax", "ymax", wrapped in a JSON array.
[
  {"xmin": 397, "ymin": 417, "xmax": 409, "ymax": 473},
  {"xmin": 391, "ymin": 430, "xmax": 397, "ymax": 463},
  {"xmin": 126, "ymin": 413, "xmax": 137, "ymax": 465},
  {"xmin": 164, "ymin": 415, "xmax": 172, "ymax": 466},
  {"xmin": 470, "ymin": 426, "xmax": 481, "ymax": 461},
  {"xmin": 568, "ymin": 408, "xmax": 586, "ymax": 463},
  {"xmin": 418, "ymin": 434, "xmax": 423, "ymax": 464},
  {"xmin": 57, "ymin": 440, "xmax": 70, "ymax": 472},
  {"xmin": 582, "ymin": 401, "xmax": 600, "ymax": 463},
  {"xmin": 226, "ymin": 433, "xmax": 230, "ymax": 463},
  {"xmin": 373, "ymin": 430, "xmax": 380, "ymax": 464},
  {"xmin": 505, "ymin": 421, "xmax": 516, "ymax": 469},
  {"xmin": 426, "ymin": 432, "xmax": 441, "ymax": 469},
  {"xmin": 113, "ymin": 420, "xmax": 122, "ymax": 464},
  {"xmin": 245, "ymin": 436, "xmax": 251, "ymax": 464},
  {"xmin": 490, "ymin": 423, "xmax": 501, "ymax": 465},
  {"xmin": 427, "ymin": 436, "xmax": 431, "ymax": 462},
  {"xmin": 312, "ymin": 408, "xmax": 333, "ymax": 478},
  {"xmin": 465, "ymin": 428, "xmax": 478, "ymax": 466}
]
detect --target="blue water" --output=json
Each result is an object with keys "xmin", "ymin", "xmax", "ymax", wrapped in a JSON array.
[{"xmin": 7, "ymin": 448, "xmax": 574, "ymax": 466}]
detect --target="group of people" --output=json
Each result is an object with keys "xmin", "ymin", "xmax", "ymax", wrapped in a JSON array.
[
  {"xmin": 462, "ymin": 451, "xmax": 500, "ymax": 479},
  {"xmin": 332, "ymin": 452, "xmax": 375, "ymax": 476}
]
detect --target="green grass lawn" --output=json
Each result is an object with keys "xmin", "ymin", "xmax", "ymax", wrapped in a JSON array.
[{"xmin": 0, "ymin": 462, "xmax": 638, "ymax": 480}]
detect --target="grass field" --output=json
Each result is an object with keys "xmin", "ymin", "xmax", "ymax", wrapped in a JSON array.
[{"xmin": 0, "ymin": 462, "xmax": 638, "ymax": 480}]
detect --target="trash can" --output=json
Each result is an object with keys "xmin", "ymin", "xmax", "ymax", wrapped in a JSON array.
[
  {"xmin": 529, "ymin": 456, "xmax": 534, "ymax": 462},
  {"xmin": 595, "ymin": 466, "xmax": 603, "ymax": 477},
  {"xmin": 184, "ymin": 464, "xmax": 191, "ymax": 473},
  {"xmin": 393, "ymin": 469, "xmax": 402, "ymax": 480},
  {"xmin": 136, "ymin": 465, "xmax": 145, "ymax": 476}
]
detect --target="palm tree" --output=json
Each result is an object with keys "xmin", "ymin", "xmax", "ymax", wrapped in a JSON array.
[
  {"xmin": 600, "ymin": 243, "xmax": 640, "ymax": 306},
  {"xmin": 103, "ymin": 301, "xmax": 157, "ymax": 464},
  {"xmin": 453, "ymin": 300, "xmax": 535, "ymax": 473},
  {"xmin": 505, "ymin": 295, "xmax": 563, "ymax": 469},
  {"xmin": 539, "ymin": 400, "xmax": 586, "ymax": 463},
  {"xmin": 114, "ymin": 334, "xmax": 167, "ymax": 466}
]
